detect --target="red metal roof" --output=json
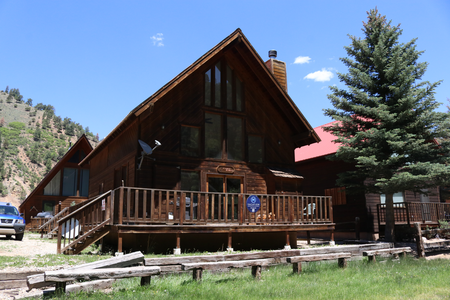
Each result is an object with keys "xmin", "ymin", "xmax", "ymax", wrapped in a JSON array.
[{"xmin": 295, "ymin": 121, "xmax": 340, "ymax": 162}]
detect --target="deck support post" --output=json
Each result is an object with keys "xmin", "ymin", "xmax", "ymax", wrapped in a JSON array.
[
  {"xmin": 174, "ymin": 233, "xmax": 181, "ymax": 255},
  {"xmin": 284, "ymin": 231, "xmax": 291, "ymax": 250},
  {"xmin": 307, "ymin": 231, "xmax": 311, "ymax": 245},
  {"xmin": 118, "ymin": 233, "xmax": 123, "ymax": 253},
  {"xmin": 227, "ymin": 232, "xmax": 233, "ymax": 252}
]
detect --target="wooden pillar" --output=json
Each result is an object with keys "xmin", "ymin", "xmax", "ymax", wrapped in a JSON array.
[
  {"xmin": 292, "ymin": 262, "xmax": 302, "ymax": 274},
  {"xmin": 414, "ymin": 222, "xmax": 425, "ymax": 258},
  {"xmin": 227, "ymin": 232, "xmax": 233, "ymax": 251},
  {"xmin": 193, "ymin": 268, "xmax": 203, "ymax": 281},
  {"xmin": 141, "ymin": 276, "xmax": 151, "ymax": 286},
  {"xmin": 338, "ymin": 258, "xmax": 347, "ymax": 268},
  {"xmin": 118, "ymin": 232, "xmax": 123, "ymax": 253},
  {"xmin": 174, "ymin": 232, "xmax": 181, "ymax": 255},
  {"xmin": 176, "ymin": 233, "xmax": 181, "ymax": 249},
  {"xmin": 251, "ymin": 265, "xmax": 262, "ymax": 280},
  {"xmin": 307, "ymin": 231, "xmax": 311, "ymax": 245},
  {"xmin": 55, "ymin": 282, "xmax": 66, "ymax": 295},
  {"xmin": 285, "ymin": 231, "xmax": 290, "ymax": 246},
  {"xmin": 330, "ymin": 230, "xmax": 335, "ymax": 242}
]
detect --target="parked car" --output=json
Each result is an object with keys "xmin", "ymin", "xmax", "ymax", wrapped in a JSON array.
[{"xmin": 0, "ymin": 202, "xmax": 25, "ymax": 240}]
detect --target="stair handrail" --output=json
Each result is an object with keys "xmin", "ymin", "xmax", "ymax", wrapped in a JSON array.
[
  {"xmin": 38, "ymin": 207, "xmax": 70, "ymax": 232},
  {"xmin": 57, "ymin": 190, "xmax": 112, "ymax": 225}
]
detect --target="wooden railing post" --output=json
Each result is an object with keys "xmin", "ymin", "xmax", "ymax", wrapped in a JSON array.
[
  {"xmin": 180, "ymin": 192, "xmax": 186, "ymax": 225},
  {"xmin": 405, "ymin": 202, "xmax": 411, "ymax": 227},
  {"xmin": 118, "ymin": 187, "xmax": 124, "ymax": 225},
  {"xmin": 57, "ymin": 222, "xmax": 62, "ymax": 254},
  {"xmin": 239, "ymin": 194, "xmax": 243, "ymax": 225},
  {"xmin": 110, "ymin": 190, "xmax": 115, "ymax": 225}
]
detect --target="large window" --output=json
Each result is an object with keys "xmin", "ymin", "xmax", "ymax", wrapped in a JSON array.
[
  {"xmin": 62, "ymin": 168, "xmax": 78, "ymax": 196},
  {"xmin": 80, "ymin": 169, "xmax": 90, "ymax": 197},
  {"xmin": 181, "ymin": 126, "xmax": 200, "ymax": 157},
  {"xmin": 44, "ymin": 171, "xmax": 61, "ymax": 196},
  {"xmin": 181, "ymin": 171, "xmax": 200, "ymax": 191},
  {"xmin": 205, "ymin": 113, "xmax": 222, "ymax": 159},
  {"xmin": 205, "ymin": 61, "xmax": 243, "ymax": 111},
  {"xmin": 227, "ymin": 117, "xmax": 243, "ymax": 160},
  {"xmin": 205, "ymin": 113, "xmax": 244, "ymax": 161}
]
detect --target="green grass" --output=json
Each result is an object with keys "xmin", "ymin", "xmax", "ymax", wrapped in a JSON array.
[{"xmin": 39, "ymin": 257, "xmax": 450, "ymax": 300}]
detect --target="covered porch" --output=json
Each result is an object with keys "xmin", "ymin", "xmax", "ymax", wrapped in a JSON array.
[{"xmin": 57, "ymin": 187, "xmax": 335, "ymax": 254}]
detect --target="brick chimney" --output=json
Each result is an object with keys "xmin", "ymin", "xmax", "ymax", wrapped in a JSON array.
[{"xmin": 265, "ymin": 50, "xmax": 287, "ymax": 91}]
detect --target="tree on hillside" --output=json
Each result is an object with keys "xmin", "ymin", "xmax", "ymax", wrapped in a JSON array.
[
  {"xmin": 4, "ymin": 86, "xmax": 9, "ymax": 94},
  {"xmin": 26, "ymin": 98, "xmax": 32, "ymax": 106},
  {"xmin": 324, "ymin": 8, "xmax": 450, "ymax": 242}
]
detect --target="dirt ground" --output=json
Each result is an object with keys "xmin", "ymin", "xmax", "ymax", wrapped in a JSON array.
[{"xmin": 0, "ymin": 233, "xmax": 57, "ymax": 257}]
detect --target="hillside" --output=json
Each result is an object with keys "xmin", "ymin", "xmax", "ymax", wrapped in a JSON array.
[{"xmin": 0, "ymin": 88, "xmax": 99, "ymax": 208}]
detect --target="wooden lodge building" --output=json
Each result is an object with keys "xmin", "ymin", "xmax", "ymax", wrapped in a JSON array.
[
  {"xmin": 53, "ymin": 29, "xmax": 337, "ymax": 255},
  {"xmin": 20, "ymin": 135, "xmax": 93, "ymax": 227}
]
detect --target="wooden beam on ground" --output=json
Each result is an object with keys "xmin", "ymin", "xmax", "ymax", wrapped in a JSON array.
[
  {"xmin": 45, "ymin": 266, "xmax": 160, "ymax": 282},
  {"xmin": 28, "ymin": 251, "xmax": 145, "ymax": 290}
]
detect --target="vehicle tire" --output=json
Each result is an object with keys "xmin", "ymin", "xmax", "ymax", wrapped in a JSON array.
[
  {"xmin": 15, "ymin": 233, "xmax": 23, "ymax": 241},
  {"xmin": 6, "ymin": 235, "xmax": 12, "ymax": 239}
]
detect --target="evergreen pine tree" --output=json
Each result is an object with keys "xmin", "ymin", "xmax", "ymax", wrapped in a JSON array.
[{"xmin": 324, "ymin": 8, "xmax": 450, "ymax": 242}]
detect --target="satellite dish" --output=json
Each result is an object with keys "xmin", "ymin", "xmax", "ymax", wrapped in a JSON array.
[
  {"xmin": 137, "ymin": 140, "xmax": 162, "ymax": 170},
  {"xmin": 139, "ymin": 140, "xmax": 153, "ymax": 155}
]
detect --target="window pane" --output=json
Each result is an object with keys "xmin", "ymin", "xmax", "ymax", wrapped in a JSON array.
[
  {"xmin": 205, "ymin": 69, "xmax": 211, "ymax": 106},
  {"xmin": 62, "ymin": 168, "xmax": 78, "ymax": 196},
  {"xmin": 44, "ymin": 171, "xmax": 61, "ymax": 196},
  {"xmin": 205, "ymin": 113, "xmax": 222, "ymax": 159},
  {"xmin": 214, "ymin": 62, "xmax": 221, "ymax": 108},
  {"xmin": 80, "ymin": 169, "xmax": 89, "ymax": 197},
  {"xmin": 248, "ymin": 135, "xmax": 263, "ymax": 163},
  {"xmin": 181, "ymin": 126, "xmax": 200, "ymax": 157},
  {"xmin": 380, "ymin": 192, "xmax": 404, "ymax": 204},
  {"xmin": 181, "ymin": 171, "xmax": 200, "ymax": 191},
  {"xmin": 226, "ymin": 64, "xmax": 233, "ymax": 110},
  {"xmin": 236, "ymin": 77, "xmax": 243, "ymax": 111},
  {"xmin": 227, "ymin": 117, "xmax": 243, "ymax": 161}
]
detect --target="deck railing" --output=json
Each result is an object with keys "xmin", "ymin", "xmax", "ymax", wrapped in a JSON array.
[
  {"xmin": 377, "ymin": 202, "xmax": 450, "ymax": 227},
  {"xmin": 112, "ymin": 187, "xmax": 333, "ymax": 225}
]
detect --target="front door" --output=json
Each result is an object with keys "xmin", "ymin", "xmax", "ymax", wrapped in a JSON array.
[{"xmin": 207, "ymin": 176, "xmax": 243, "ymax": 220}]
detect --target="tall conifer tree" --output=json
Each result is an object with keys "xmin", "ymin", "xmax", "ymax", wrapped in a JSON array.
[{"xmin": 324, "ymin": 8, "xmax": 450, "ymax": 241}]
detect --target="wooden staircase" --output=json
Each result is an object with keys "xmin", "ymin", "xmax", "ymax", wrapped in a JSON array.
[{"xmin": 57, "ymin": 191, "xmax": 113, "ymax": 255}]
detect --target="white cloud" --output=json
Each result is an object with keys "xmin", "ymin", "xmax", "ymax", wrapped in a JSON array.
[
  {"xmin": 294, "ymin": 56, "xmax": 311, "ymax": 64},
  {"xmin": 151, "ymin": 33, "xmax": 164, "ymax": 47},
  {"xmin": 304, "ymin": 68, "xmax": 334, "ymax": 82}
]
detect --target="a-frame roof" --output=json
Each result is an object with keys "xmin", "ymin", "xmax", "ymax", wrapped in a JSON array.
[
  {"xmin": 81, "ymin": 28, "xmax": 320, "ymax": 165},
  {"xmin": 20, "ymin": 135, "xmax": 93, "ymax": 209}
]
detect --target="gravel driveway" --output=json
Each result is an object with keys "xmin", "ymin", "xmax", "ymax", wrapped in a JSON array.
[{"xmin": 0, "ymin": 233, "xmax": 57, "ymax": 257}]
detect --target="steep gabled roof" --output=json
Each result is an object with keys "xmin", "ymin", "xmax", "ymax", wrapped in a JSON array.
[
  {"xmin": 20, "ymin": 135, "xmax": 93, "ymax": 209},
  {"xmin": 81, "ymin": 28, "xmax": 320, "ymax": 165},
  {"xmin": 295, "ymin": 121, "xmax": 340, "ymax": 162}
]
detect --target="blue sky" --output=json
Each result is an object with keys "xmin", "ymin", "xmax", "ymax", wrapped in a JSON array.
[{"xmin": 0, "ymin": 1, "xmax": 449, "ymax": 139}]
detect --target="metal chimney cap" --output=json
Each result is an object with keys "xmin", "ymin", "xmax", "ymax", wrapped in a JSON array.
[{"xmin": 268, "ymin": 50, "xmax": 277, "ymax": 59}]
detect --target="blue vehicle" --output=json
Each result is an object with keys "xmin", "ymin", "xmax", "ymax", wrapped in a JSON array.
[{"xmin": 0, "ymin": 202, "xmax": 25, "ymax": 241}]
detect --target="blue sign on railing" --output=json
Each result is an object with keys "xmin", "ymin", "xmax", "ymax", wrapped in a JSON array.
[{"xmin": 246, "ymin": 195, "xmax": 261, "ymax": 213}]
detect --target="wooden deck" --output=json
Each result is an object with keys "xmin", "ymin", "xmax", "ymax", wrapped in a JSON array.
[
  {"xmin": 56, "ymin": 187, "xmax": 335, "ymax": 254},
  {"xmin": 377, "ymin": 202, "xmax": 450, "ymax": 229}
]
